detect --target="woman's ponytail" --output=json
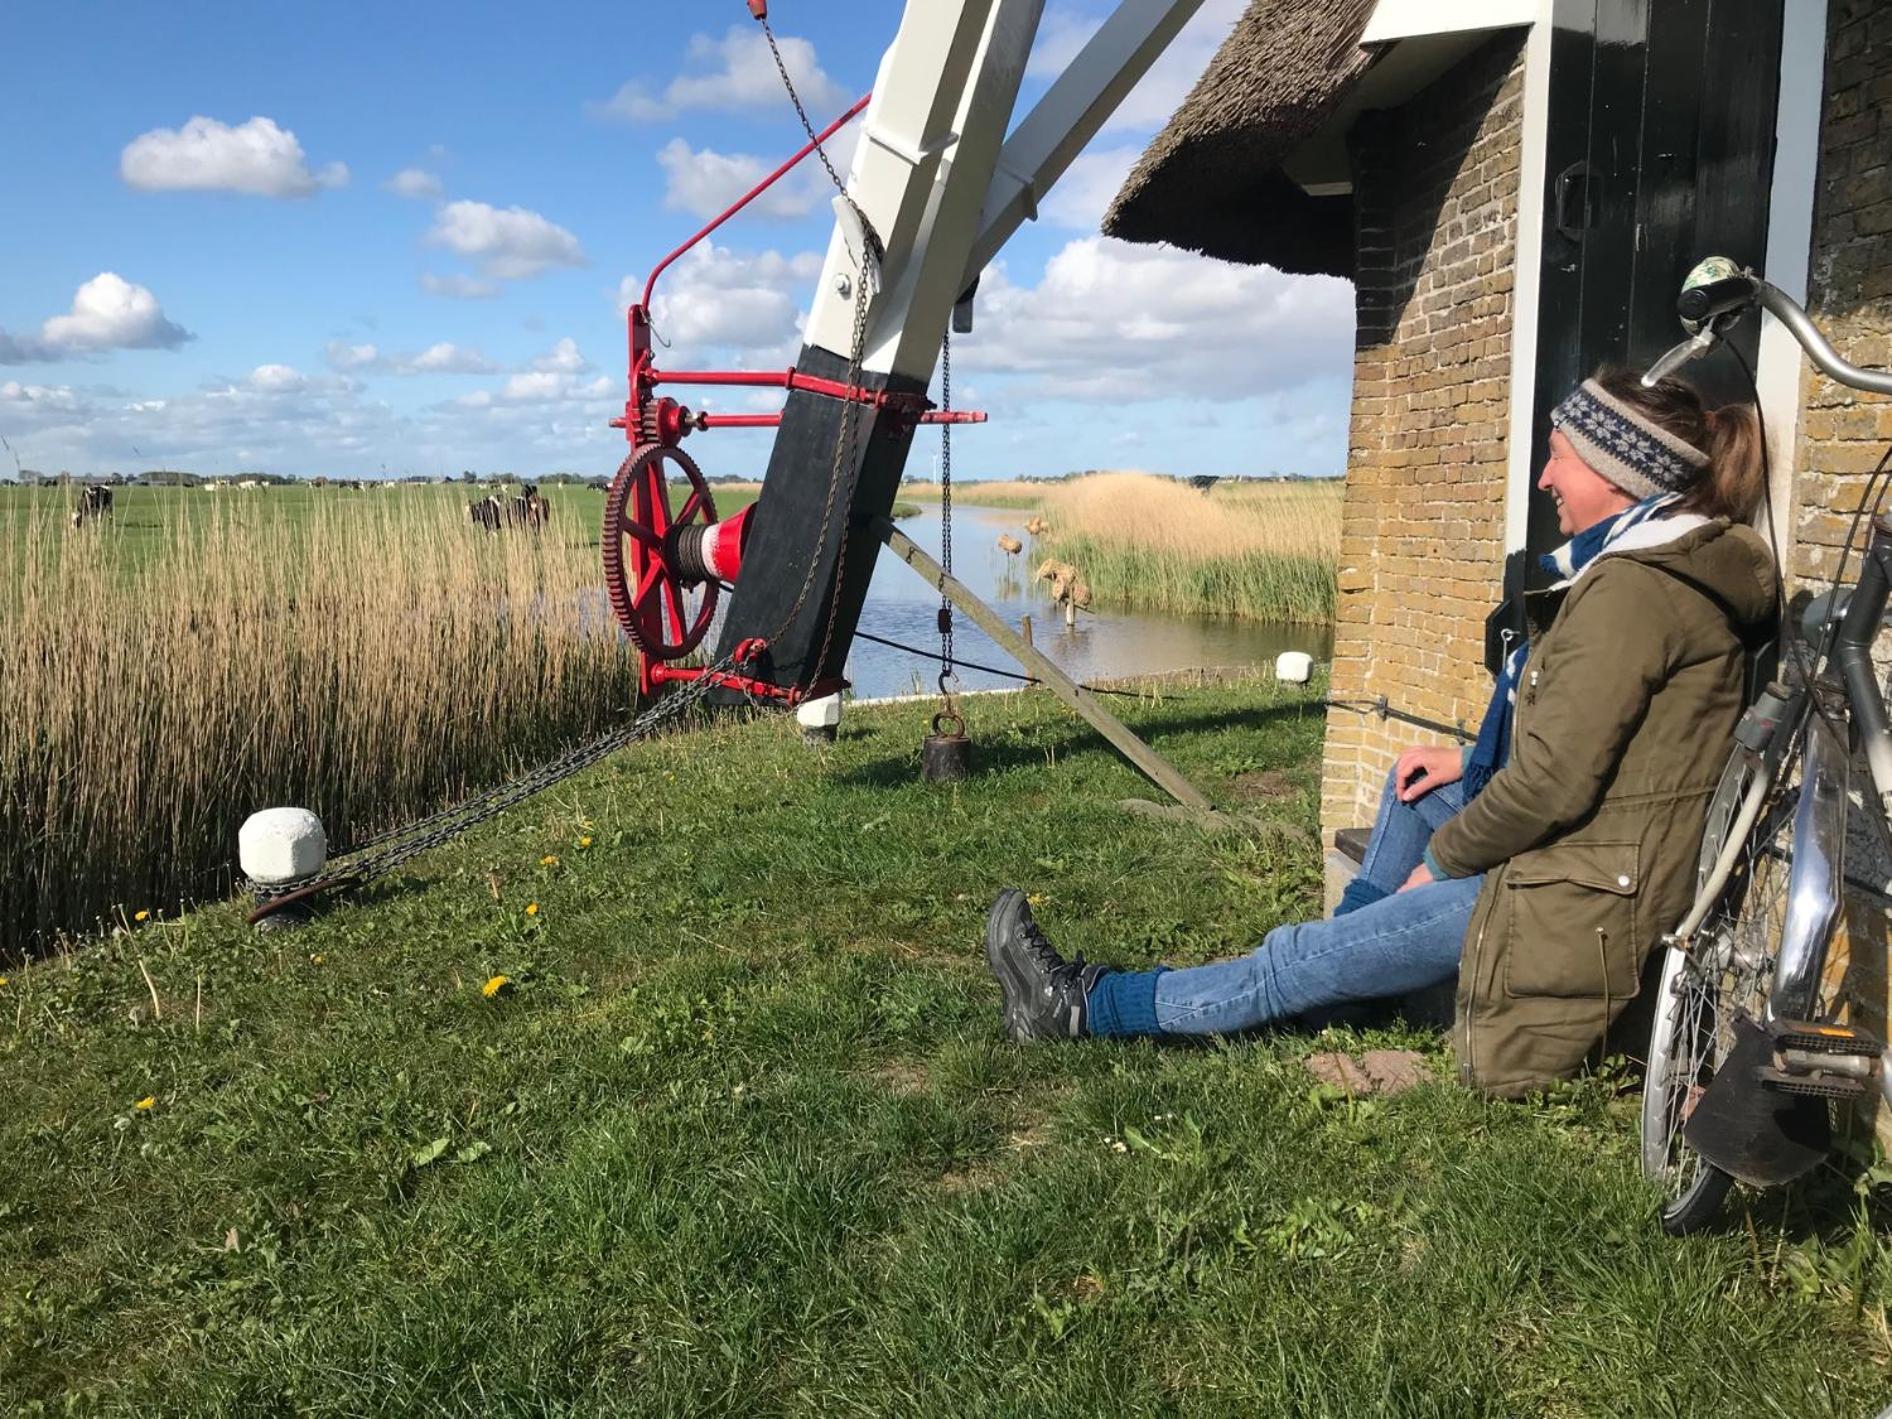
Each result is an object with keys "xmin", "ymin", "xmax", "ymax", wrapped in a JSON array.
[{"xmin": 1695, "ymin": 402, "xmax": 1766, "ymax": 523}]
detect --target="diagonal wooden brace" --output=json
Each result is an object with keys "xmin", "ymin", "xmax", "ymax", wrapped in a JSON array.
[{"xmin": 874, "ymin": 517, "xmax": 1214, "ymax": 813}]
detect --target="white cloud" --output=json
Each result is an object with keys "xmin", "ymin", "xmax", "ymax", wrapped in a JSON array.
[
  {"xmin": 322, "ymin": 339, "xmax": 498, "ymax": 374},
  {"xmin": 248, "ymin": 363, "xmax": 306, "ymax": 392},
  {"xmin": 1, "ymin": 361, "xmax": 627, "ymax": 478},
  {"xmin": 408, "ymin": 342, "xmax": 499, "ymax": 374},
  {"xmin": 531, "ymin": 338, "xmax": 590, "ymax": 373},
  {"xmin": 384, "ymin": 167, "xmax": 444, "ymax": 200},
  {"xmin": 0, "ymin": 370, "xmax": 409, "ymax": 476},
  {"xmin": 0, "ymin": 273, "xmax": 192, "ymax": 364},
  {"xmin": 1027, "ymin": 0, "xmax": 1246, "ymax": 133},
  {"xmin": 499, "ymin": 372, "xmax": 567, "ymax": 402},
  {"xmin": 1, "ymin": 380, "xmax": 90, "ymax": 417},
  {"xmin": 960, "ymin": 236, "xmax": 1353, "ymax": 403},
  {"xmin": 426, "ymin": 200, "xmax": 586, "ymax": 281},
  {"xmin": 454, "ymin": 368, "xmax": 613, "ymax": 410},
  {"xmin": 420, "ymin": 273, "xmax": 499, "ymax": 300},
  {"xmin": 120, "ymin": 116, "xmax": 348, "ymax": 197},
  {"xmin": 659, "ymin": 138, "xmax": 814, "ymax": 221},
  {"xmin": 592, "ymin": 25, "xmax": 847, "ymax": 121},
  {"xmin": 1039, "ymin": 144, "xmax": 1144, "ymax": 231},
  {"xmin": 628, "ymin": 243, "xmax": 822, "ymax": 351},
  {"xmin": 325, "ymin": 341, "xmax": 381, "ymax": 371}
]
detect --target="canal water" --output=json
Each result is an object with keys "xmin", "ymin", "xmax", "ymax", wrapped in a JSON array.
[
  {"xmin": 590, "ymin": 504, "xmax": 1332, "ymax": 698},
  {"xmin": 848, "ymin": 505, "xmax": 1332, "ymax": 699}
]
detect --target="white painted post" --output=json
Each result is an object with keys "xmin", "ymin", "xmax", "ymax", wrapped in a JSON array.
[
  {"xmin": 797, "ymin": 692, "xmax": 844, "ymax": 745},
  {"xmin": 238, "ymin": 808, "xmax": 327, "ymax": 885},
  {"xmin": 1275, "ymin": 651, "xmax": 1314, "ymax": 684}
]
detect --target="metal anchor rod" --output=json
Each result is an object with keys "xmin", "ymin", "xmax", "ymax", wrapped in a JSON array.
[{"xmin": 874, "ymin": 516, "xmax": 1214, "ymax": 813}]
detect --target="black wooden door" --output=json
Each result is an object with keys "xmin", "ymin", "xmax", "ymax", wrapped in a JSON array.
[{"xmin": 1524, "ymin": 0, "xmax": 1785, "ymax": 578}]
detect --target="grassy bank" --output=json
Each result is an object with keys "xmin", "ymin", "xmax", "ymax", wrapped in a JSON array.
[
  {"xmin": 908, "ymin": 474, "xmax": 1342, "ymax": 623},
  {"xmin": 0, "ymin": 482, "xmax": 947, "ymax": 953},
  {"xmin": 0, "ymin": 487, "xmax": 644, "ymax": 956},
  {"xmin": 2, "ymin": 677, "xmax": 1888, "ymax": 1414}
]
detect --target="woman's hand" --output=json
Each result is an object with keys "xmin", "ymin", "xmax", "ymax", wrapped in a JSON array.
[
  {"xmin": 1398, "ymin": 863, "xmax": 1433, "ymax": 893},
  {"xmin": 1394, "ymin": 745, "xmax": 1464, "ymax": 803}
]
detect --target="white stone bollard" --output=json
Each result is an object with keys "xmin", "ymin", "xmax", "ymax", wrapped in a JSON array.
[
  {"xmin": 1274, "ymin": 651, "xmax": 1313, "ymax": 684},
  {"xmin": 239, "ymin": 807, "xmax": 327, "ymax": 885},
  {"xmin": 796, "ymin": 693, "xmax": 843, "ymax": 745}
]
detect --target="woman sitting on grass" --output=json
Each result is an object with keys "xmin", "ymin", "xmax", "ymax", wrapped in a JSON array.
[{"xmin": 985, "ymin": 369, "xmax": 1775, "ymax": 1097}]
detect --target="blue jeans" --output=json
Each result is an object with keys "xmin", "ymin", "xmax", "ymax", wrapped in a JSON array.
[
  {"xmin": 1143, "ymin": 767, "xmax": 1483, "ymax": 1036},
  {"xmin": 1358, "ymin": 767, "xmax": 1465, "ymax": 897}
]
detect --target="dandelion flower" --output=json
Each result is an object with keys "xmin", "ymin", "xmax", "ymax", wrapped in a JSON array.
[
  {"xmin": 525, "ymin": 903, "xmax": 539, "ymax": 917},
  {"xmin": 540, "ymin": 855, "xmax": 559, "ymax": 867},
  {"xmin": 578, "ymin": 836, "xmax": 593, "ymax": 849},
  {"xmin": 310, "ymin": 953, "xmax": 326, "ymax": 965},
  {"xmin": 0, "ymin": 977, "xmax": 9, "ymax": 989},
  {"xmin": 135, "ymin": 1096, "xmax": 155, "ymax": 1111},
  {"xmin": 482, "ymin": 975, "xmax": 511, "ymax": 998},
  {"xmin": 134, "ymin": 910, "xmax": 150, "ymax": 923}
]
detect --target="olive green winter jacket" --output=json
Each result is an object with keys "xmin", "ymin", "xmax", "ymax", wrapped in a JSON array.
[{"xmin": 1426, "ymin": 516, "xmax": 1775, "ymax": 1098}]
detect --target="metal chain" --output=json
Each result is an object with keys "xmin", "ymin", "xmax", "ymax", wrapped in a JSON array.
[
  {"xmin": 754, "ymin": 5, "xmax": 883, "ymax": 692},
  {"xmin": 805, "ymin": 274, "xmax": 875, "ymax": 688},
  {"xmin": 937, "ymin": 330, "xmax": 957, "ymax": 703},
  {"xmin": 249, "ymin": 647, "xmax": 741, "ymax": 899},
  {"xmin": 759, "ymin": 12, "xmax": 854, "ymax": 203},
  {"xmin": 250, "ymin": 15, "xmax": 880, "ymax": 907}
]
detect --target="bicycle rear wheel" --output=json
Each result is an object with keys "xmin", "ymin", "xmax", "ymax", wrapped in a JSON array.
[{"xmin": 1640, "ymin": 750, "xmax": 1790, "ymax": 1234}]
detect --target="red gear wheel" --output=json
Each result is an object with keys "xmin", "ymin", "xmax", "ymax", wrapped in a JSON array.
[{"xmin": 601, "ymin": 443, "xmax": 721, "ymax": 660}]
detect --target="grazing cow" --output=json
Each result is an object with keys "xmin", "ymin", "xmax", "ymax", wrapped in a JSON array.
[
  {"xmin": 523, "ymin": 490, "xmax": 551, "ymax": 528},
  {"xmin": 72, "ymin": 484, "xmax": 113, "ymax": 526},
  {"xmin": 468, "ymin": 495, "xmax": 502, "ymax": 531}
]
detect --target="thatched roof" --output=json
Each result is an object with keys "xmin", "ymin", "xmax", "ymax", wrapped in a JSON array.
[{"xmin": 1102, "ymin": 0, "xmax": 1378, "ymax": 277}]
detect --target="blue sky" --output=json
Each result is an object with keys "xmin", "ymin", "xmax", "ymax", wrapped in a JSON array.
[{"xmin": 0, "ymin": 0, "xmax": 1353, "ymax": 481}]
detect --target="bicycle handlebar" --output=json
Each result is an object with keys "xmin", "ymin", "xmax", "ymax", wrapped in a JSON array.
[
  {"xmin": 1677, "ymin": 273, "xmax": 1761, "ymax": 324},
  {"xmin": 1751, "ymin": 281, "xmax": 1892, "ymax": 396},
  {"xmin": 1653, "ymin": 257, "xmax": 1892, "ymax": 396}
]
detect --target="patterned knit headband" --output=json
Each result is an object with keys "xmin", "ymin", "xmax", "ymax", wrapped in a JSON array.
[{"xmin": 1549, "ymin": 378, "xmax": 1710, "ymax": 500}]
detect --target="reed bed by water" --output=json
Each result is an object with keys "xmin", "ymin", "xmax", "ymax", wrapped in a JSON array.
[
  {"xmin": 0, "ymin": 495, "xmax": 637, "ymax": 956},
  {"xmin": 912, "ymin": 472, "xmax": 1342, "ymax": 622}
]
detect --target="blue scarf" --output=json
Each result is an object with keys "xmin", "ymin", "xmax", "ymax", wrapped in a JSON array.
[{"xmin": 1462, "ymin": 495, "xmax": 1677, "ymax": 801}]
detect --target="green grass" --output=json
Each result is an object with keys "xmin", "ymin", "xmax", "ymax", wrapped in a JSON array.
[{"xmin": 3, "ymin": 677, "xmax": 1890, "ymax": 1414}]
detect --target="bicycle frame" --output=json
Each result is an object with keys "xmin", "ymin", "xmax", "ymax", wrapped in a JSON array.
[
  {"xmin": 1641, "ymin": 261, "xmax": 1892, "ymax": 1218},
  {"xmin": 1653, "ymin": 269, "xmax": 1892, "ymax": 1091}
]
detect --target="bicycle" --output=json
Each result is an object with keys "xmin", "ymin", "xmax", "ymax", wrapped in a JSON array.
[{"xmin": 1638, "ymin": 257, "xmax": 1892, "ymax": 1234}]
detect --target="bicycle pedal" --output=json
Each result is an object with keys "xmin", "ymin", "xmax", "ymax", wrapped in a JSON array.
[
  {"xmin": 1754, "ymin": 1065, "xmax": 1872, "ymax": 1101},
  {"xmin": 1765, "ymin": 1018, "xmax": 1885, "ymax": 1059},
  {"xmin": 1685, "ymin": 1015, "xmax": 1831, "ymax": 1188}
]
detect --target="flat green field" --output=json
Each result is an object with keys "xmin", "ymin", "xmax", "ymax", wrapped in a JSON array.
[
  {"xmin": 3, "ymin": 677, "xmax": 1888, "ymax": 1415},
  {"xmin": 0, "ymin": 481, "xmax": 912, "ymax": 559}
]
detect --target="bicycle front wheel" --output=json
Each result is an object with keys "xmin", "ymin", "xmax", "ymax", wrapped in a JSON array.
[{"xmin": 1640, "ymin": 750, "xmax": 1789, "ymax": 1234}]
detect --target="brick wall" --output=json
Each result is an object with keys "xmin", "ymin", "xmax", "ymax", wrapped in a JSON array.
[
  {"xmin": 1792, "ymin": 0, "xmax": 1892, "ymax": 587},
  {"xmin": 1787, "ymin": 1, "xmax": 1892, "ymax": 1139},
  {"xmin": 1319, "ymin": 35, "xmax": 1526, "ymax": 848}
]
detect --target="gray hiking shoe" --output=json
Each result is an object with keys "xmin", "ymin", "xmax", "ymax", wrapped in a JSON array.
[{"xmin": 984, "ymin": 888, "xmax": 1105, "ymax": 1042}]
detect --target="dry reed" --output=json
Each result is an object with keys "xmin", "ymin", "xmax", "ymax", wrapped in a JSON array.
[
  {"xmin": 916, "ymin": 473, "xmax": 1342, "ymax": 621},
  {"xmin": 0, "ymin": 494, "xmax": 636, "ymax": 956}
]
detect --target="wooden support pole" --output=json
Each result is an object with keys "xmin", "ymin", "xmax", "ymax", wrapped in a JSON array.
[{"xmin": 874, "ymin": 518, "xmax": 1214, "ymax": 812}]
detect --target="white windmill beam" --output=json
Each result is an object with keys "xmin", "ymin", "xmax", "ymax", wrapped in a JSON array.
[
  {"xmin": 962, "ymin": 0, "xmax": 1208, "ymax": 287},
  {"xmin": 801, "ymin": 1, "xmax": 999, "ymax": 364},
  {"xmin": 864, "ymin": 0, "xmax": 1048, "ymax": 377}
]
